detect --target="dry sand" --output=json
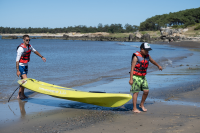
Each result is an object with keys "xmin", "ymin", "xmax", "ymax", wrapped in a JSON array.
[{"xmin": 0, "ymin": 41, "xmax": 200, "ymax": 133}]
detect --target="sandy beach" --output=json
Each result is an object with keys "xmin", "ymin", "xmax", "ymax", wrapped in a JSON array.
[{"xmin": 0, "ymin": 41, "xmax": 200, "ymax": 133}]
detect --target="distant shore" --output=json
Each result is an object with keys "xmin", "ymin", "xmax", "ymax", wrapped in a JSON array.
[
  {"xmin": 1, "ymin": 32, "xmax": 200, "ymax": 43},
  {"xmin": 1, "ymin": 33, "xmax": 200, "ymax": 47},
  {"xmin": 0, "ymin": 32, "xmax": 107, "ymax": 37},
  {"xmin": 0, "ymin": 33, "xmax": 62, "ymax": 36}
]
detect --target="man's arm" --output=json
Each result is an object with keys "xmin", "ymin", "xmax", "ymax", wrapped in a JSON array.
[
  {"xmin": 149, "ymin": 55, "xmax": 162, "ymax": 70},
  {"xmin": 129, "ymin": 56, "xmax": 137, "ymax": 85},
  {"xmin": 16, "ymin": 47, "xmax": 23, "ymax": 77},
  {"xmin": 34, "ymin": 51, "xmax": 46, "ymax": 62},
  {"xmin": 16, "ymin": 61, "xmax": 21, "ymax": 77}
]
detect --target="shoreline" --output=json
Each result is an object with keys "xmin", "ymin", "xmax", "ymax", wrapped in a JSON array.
[
  {"xmin": 1, "ymin": 33, "xmax": 200, "ymax": 43},
  {"xmin": 154, "ymin": 40, "xmax": 200, "ymax": 49},
  {"xmin": 0, "ymin": 41, "xmax": 200, "ymax": 133}
]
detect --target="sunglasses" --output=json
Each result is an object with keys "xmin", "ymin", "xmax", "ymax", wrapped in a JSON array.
[{"xmin": 25, "ymin": 39, "xmax": 30, "ymax": 42}]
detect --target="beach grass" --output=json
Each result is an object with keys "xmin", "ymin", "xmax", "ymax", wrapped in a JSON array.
[
  {"xmin": 107, "ymin": 33, "xmax": 130, "ymax": 38},
  {"xmin": 106, "ymin": 31, "xmax": 161, "ymax": 38}
]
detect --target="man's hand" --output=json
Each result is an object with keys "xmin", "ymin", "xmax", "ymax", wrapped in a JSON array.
[
  {"xmin": 17, "ymin": 70, "xmax": 21, "ymax": 77},
  {"xmin": 34, "ymin": 51, "xmax": 46, "ymax": 62},
  {"xmin": 158, "ymin": 65, "xmax": 163, "ymax": 71},
  {"xmin": 129, "ymin": 79, "xmax": 133, "ymax": 85},
  {"xmin": 42, "ymin": 57, "xmax": 46, "ymax": 62}
]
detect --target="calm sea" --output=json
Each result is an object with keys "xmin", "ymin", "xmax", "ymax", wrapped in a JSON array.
[{"xmin": 0, "ymin": 36, "xmax": 196, "ymax": 101}]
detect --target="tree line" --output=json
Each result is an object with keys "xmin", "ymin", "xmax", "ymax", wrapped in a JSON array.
[
  {"xmin": 139, "ymin": 7, "xmax": 200, "ymax": 31},
  {"xmin": 1, "ymin": 7, "xmax": 199, "ymax": 33},
  {"xmin": 0, "ymin": 23, "xmax": 139, "ymax": 34}
]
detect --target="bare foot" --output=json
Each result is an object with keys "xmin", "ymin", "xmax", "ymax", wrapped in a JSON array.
[
  {"xmin": 17, "ymin": 92, "xmax": 21, "ymax": 99},
  {"xmin": 17, "ymin": 93, "xmax": 28, "ymax": 100},
  {"xmin": 17, "ymin": 95, "xmax": 25, "ymax": 100},
  {"xmin": 24, "ymin": 95, "xmax": 28, "ymax": 99},
  {"xmin": 132, "ymin": 109, "xmax": 141, "ymax": 113},
  {"xmin": 139, "ymin": 105, "xmax": 147, "ymax": 112},
  {"xmin": 21, "ymin": 95, "xmax": 28, "ymax": 99}
]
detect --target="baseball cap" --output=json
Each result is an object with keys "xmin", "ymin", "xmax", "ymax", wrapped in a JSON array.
[{"xmin": 140, "ymin": 43, "xmax": 152, "ymax": 51}]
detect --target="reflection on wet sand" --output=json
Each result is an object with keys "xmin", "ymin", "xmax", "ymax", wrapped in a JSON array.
[
  {"xmin": 8, "ymin": 99, "xmax": 27, "ymax": 119},
  {"xmin": 18, "ymin": 99, "xmax": 27, "ymax": 118},
  {"xmin": 8, "ymin": 104, "xmax": 17, "ymax": 116}
]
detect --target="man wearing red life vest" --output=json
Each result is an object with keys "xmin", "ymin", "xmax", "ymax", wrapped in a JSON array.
[
  {"xmin": 16, "ymin": 35, "xmax": 46, "ymax": 99},
  {"xmin": 129, "ymin": 43, "xmax": 162, "ymax": 113}
]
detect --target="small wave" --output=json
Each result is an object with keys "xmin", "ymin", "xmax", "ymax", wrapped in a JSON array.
[
  {"xmin": 149, "ymin": 53, "xmax": 193, "ymax": 70},
  {"xmin": 130, "ymin": 45, "xmax": 139, "ymax": 48},
  {"xmin": 116, "ymin": 42, "xmax": 125, "ymax": 45},
  {"xmin": 0, "ymin": 94, "xmax": 12, "ymax": 102},
  {"xmin": 148, "ymin": 57, "xmax": 173, "ymax": 70},
  {"xmin": 161, "ymin": 59, "xmax": 173, "ymax": 69}
]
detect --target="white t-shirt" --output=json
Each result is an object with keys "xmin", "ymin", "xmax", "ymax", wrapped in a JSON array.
[{"xmin": 16, "ymin": 44, "xmax": 36, "ymax": 66}]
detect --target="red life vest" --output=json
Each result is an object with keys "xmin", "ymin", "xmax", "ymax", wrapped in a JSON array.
[
  {"xmin": 132, "ymin": 51, "xmax": 149, "ymax": 76},
  {"xmin": 17, "ymin": 43, "xmax": 32, "ymax": 63}
]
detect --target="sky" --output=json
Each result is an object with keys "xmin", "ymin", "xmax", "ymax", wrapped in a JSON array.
[{"xmin": 0, "ymin": 0, "xmax": 200, "ymax": 28}]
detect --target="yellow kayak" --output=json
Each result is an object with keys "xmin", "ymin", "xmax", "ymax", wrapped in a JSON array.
[{"xmin": 18, "ymin": 78, "xmax": 132, "ymax": 107}]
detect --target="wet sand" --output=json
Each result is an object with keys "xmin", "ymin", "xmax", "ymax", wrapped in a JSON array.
[
  {"xmin": 1, "ymin": 83, "xmax": 200, "ymax": 133},
  {"xmin": 1, "ymin": 41, "xmax": 200, "ymax": 133},
  {"xmin": 155, "ymin": 40, "xmax": 200, "ymax": 48}
]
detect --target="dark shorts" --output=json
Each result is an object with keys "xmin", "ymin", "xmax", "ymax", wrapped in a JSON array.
[
  {"xmin": 19, "ymin": 66, "xmax": 28, "ymax": 76},
  {"xmin": 130, "ymin": 75, "xmax": 149, "ymax": 93}
]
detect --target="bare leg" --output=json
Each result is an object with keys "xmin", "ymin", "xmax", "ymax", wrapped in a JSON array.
[
  {"xmin": 18, "ymin": 74, "xmax": 28, "ymax": 99},
  {"xmin": 132, "ymin": 92, "xmax": 141, "ymax": 113},
  {"xmin": 139, "ymin": 90, "xmax": 149, "ymax": 112}
]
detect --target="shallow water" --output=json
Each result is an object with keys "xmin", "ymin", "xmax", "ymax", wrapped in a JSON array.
[{"xmin": 0, "ymin": 37, "xmax": 198, "ymax": 101}]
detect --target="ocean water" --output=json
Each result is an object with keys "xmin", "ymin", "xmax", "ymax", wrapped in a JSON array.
[{"xmin": 0, "ymin": 37, "xmax": 198, "ymax": 101}]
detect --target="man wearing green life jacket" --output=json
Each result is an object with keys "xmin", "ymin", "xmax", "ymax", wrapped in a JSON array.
[
  {"xmin": 16, "ymin": 35, "xmax": 46, "ymax": 99},
  {"xmin": 129, "ymin": 43, "xmax": 162, "ymax": 113}
]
